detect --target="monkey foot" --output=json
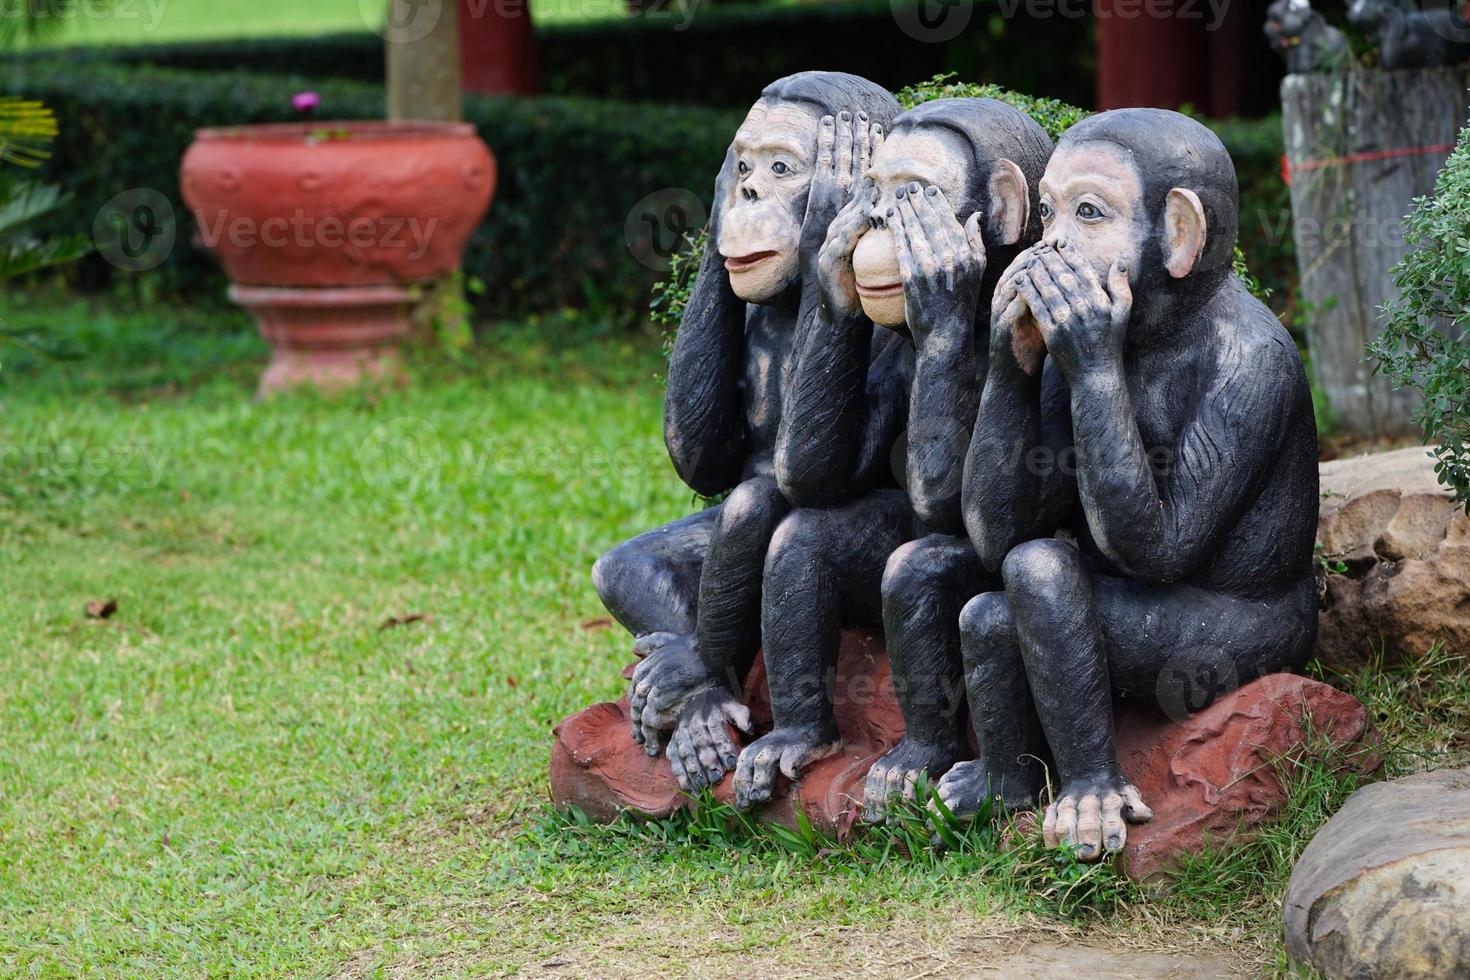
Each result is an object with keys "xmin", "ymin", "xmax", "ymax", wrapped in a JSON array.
[
  {"xmin": 732, "ymin": 724, "xmax": 840, "ymax": 810},
  {"xmin": 1042, "ymin": 773, "xmax": 1153, "ymax": 861},
  {"xmin": 929, "ymin": 760, "xmax": 1043, "ymax": 827},
  {"xmin": 666, "ymin": 687, "xmax": 753, "ymax": 792},
  {"xmin": 861, "ymin": 738, "xmax": 971, "ymax": 823}
]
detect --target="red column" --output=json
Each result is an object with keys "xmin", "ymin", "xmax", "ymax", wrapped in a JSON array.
[
  {"xmin": 459, "ymin": 0, "xmax": 540, "ymax": 96},
  {"xmin": 1094, "ymin": 0, "xmax": 1209, "ymax": 111}
]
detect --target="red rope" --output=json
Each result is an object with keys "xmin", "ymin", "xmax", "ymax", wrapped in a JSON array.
[{"xmin": 1281, "ymin": 144, "xmax": 1457, "ymax": 186}]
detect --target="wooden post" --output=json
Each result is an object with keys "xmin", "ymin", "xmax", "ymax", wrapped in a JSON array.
[
  {"xmin": 459, "ymin": 0, "xmax": 539, "ymax": 96},
  {"xmin": 386, "ymin": 0, "xmax": 463, "ymax": 123},
  {"xmin": 1281, "ymin": 68, "xmax": 1470, "ymax": 437}
]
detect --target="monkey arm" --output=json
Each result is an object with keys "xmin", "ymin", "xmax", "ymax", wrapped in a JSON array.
[
  {"xmin": 774, "ymin": 308, "xmax": 905, "ymax": 507},
  {"xmin": 962, "ymin": 356, "xmax": 1075, "ymax": 574},
  {"xmin": 663, "ymin": 240, "xmax": 750, "ymax": 498},
  {"xmin": 907, "ymin": 321, "xmax": 980, "ymax": 534},
  {"xmin": 1066, "ymin": 335, "xmax": 1296, "ymax": 583}
]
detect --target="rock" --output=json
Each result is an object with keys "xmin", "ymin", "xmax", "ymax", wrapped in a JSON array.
[
  {"xmin": 552, "ymin": 638, "xmax": 1378, "ymax": 878},
  {"xmin": 1284, "ymin": 767, "xmax": 1470, "ymax": 978},
  {"xmin": 550, "ymin": 629, "xmax": 904, "ymax": 837},
  {"xmin": 1317, "ymin": 447, "xmax": 1470, "ymax": 668},
  {"xmin": 1115, "ymin": 673, "xmax": 1379, "ymax": 879}
]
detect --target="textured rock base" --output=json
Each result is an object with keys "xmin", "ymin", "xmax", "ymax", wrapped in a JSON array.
[
  {"xmin": 1317, "ymin": 447, "xmax": 1470, "ymax": 668},
  {"xmin": 551, "ymin": 632, "xmax": 1377, "ymax": 877},
  {"xmin": 1285, "ymin": 768, "xmax": 1470, "ymax": 978}
]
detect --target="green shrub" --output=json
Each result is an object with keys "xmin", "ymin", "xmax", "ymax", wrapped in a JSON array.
[{"xmin": 1370, "ymin": 121, "xmax": 1470, "ymax": 508}]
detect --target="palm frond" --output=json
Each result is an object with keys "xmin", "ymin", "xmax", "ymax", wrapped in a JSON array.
[
  {"xmin": 0, "ymin": 96, "xmax": 59, "ymax": 168},
  {"xmin": 0, "ymin": 177, "xmax": 65, "ymax": 234}
]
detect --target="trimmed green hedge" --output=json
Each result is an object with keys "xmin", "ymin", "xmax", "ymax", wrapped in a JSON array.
[
  {"xmin": 20, "ymin": 0, "xmax": 1096, "ymax": 109},
  {"xmin": 4, "ymin": 57, "xmax": 1290, "ymax": 317}
]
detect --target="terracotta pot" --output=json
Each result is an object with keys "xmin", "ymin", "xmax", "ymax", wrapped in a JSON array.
[{"xmin": 181, "ymin": 120, "xmax": 496, "ymax": 394}]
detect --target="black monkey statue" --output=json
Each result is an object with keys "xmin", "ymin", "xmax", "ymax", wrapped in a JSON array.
[
  {"xmin": 942, "ymin": 108, "xmax": 1320, "ymax": 861},
  {"xmin": 1264, "ymin": 0, "xmax": 1350, "ymax": 73},
  {"xmin": 1348, "ymin": 0, "xmax": 1470, "ymax": 69},
  {"xmin": 727, "ymin": 99, "xmax": 1053, "ymax": 812},
  {"xmin": 591, "ymin": 73, "xmax": 905, "ymax": 790}
]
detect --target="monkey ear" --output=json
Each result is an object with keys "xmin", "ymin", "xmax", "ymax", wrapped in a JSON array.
[
  {"xmin": 988, "ymin": 158, "xmax": 1030, "ymax": 247},
  {"xmin": 1164, "ymin": 187, "xmax": 1207, "ymax": 279}
]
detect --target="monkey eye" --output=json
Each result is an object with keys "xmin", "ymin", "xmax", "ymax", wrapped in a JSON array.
[
  {"xmin": 772, "ymin": 161, "xmax": 791, "ymax": 176},
  {"xmin": 1076, "ymin": 202, "xmax": 1104, "ymax": 221},
  {"xmin": 1038, "ymin": 201, "xmax": 1054, "ymax": 222},
  {"xmin": 737, "ymin": 160, "xmax": 751, "ymax": 176}
]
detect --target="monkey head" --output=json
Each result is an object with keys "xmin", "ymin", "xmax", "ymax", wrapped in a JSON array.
[
  {"xmin": 848, "ymin": 99, "xmax": 1052, "ymax": 329},
  {"xmin": 1038, "ymin": 108, "xmax": 1238, "ymax": 317},
  {"xmin": 716, "ymin": 72, "xmax": 900, "ymax": 305}
]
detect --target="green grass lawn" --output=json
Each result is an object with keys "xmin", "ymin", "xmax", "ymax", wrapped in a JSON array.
[
  {"xmin": 0, "ymin": 293, "xmax": 1464, "ymax": 975},
  {"xmin": 21, "ymin": 0, "xmax": 623, "ymax": 46}
]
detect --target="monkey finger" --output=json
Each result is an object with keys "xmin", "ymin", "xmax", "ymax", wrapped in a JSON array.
[
  {"xmin": 835, "ymin": 111, "xmax": 854, "ymax": 185},
  {"xmin": 1053, "ymin": 795, "xmax": 1080, "ymax": 851},
  {"xmin": 869, "ymin": 122, "xmax": 884, "ymax": 159},
  {"xmin": 897, "ymin": 193, "xmax": 936, "ymax": 274},
  {"xmin": 667, "ymin": 738, "xmax": 692, "ymax": 791},
  {"xmin": 1024, "ymin": 266, "xmax": 1075, "ymax": 330},
  {"xmin": 1013, "ymin": 277, "xmax": 1057, "ymax": 339},
  {"xmin": 914, "ymin": 186, "xmax": 965, "ymax": 262},
  {"xmin": 1100, "ymin": 792, "xmax": 1128, "ymax": 853},
  {"xmin": 1107, "ymin": 260, "xmax": 1134, "ymax": 325},
  {"xmin": 853, "ymin": 111, "xmax": 871, "ymax": 183},
  {"xmin": 1075, "ymin": 794, "xmax": 1104, "ymax": 860},
  {"xmin": 704, "ymin": 712, "xmax": 740, "ymax": 772},
  {"xmin": 817, "ymin": 115, "xmax": 836, "ymax": 172},
  {"xmin": 1041, "ymin": 799, "xmax": 1060, "ymax": 848},
  {"xmin": 675, "ymin": 732, "xmax": 708, "ymax": 791},
  {"xmin": 963, "ymin": 212, "xmax": 987, "ymax": 267},
  {"xmin": 888, "ymin": 207, "xmax": 918, "ymax": 284},
  {"xmin": 721, "ymin": 698, "xmax": 753, "ymax": 735},
  {"xmin": 1037, "ymin": 247, "xmax": 1093, "ymax": 307}
]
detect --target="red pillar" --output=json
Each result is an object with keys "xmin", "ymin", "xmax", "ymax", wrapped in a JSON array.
[
  {"xmin": 459, "ymin": 0, "xmax": 539, "ymax": 96},
  {"xmin": 1094, "ymin": 0, "xmax": 1209, "ymax": 111}
]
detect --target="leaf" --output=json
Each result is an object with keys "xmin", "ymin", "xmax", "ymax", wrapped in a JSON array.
[{"xmin": 85, "ymin": 599, "xmax": 118, "ymax": 620}]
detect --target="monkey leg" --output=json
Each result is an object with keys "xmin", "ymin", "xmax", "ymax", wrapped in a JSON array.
[
  {"xmin": 861, "ymin": 534, "xmax": 990, "ymax": 822},
  {"xmin": 933, "ymin": 590, "xmax": 1050, "ymax": 826},
  {"xmin": 665, "ymin": 477, "xmax": 791, "ymax": 791},
  {"xmin": 1001, "ymin": 537, "xmax": 1316, "ymax": 860},
  {"xmin": 732, "ymin": 490, "xmax": 921, "ymax": 810},
  {"xmin": 592, "ymin": 508, "xmax": 715, "ymax": 640}
]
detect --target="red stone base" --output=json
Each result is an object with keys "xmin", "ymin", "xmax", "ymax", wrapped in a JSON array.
[{"xmin": 550, "ymin": 630, "xmax": 1379, "ymax": 877}]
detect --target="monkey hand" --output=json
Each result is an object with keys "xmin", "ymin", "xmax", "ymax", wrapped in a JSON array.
[
  {"xmin": 802, "ymin": 110, "xmax": 883, "ymax": 260},
  {"xmin": 666, "ymin": 687, "xmax": 753, "ymax": 793},
  {"xmin": 1012, "ymin": 246, "xmax": 1131, "ymax": 380},
  {"xmin": 891, "ymin": 182, "xmax": 986, "ymax": 352},
  {"xmin": 628, "ymin": 632, "xmax": 719, "ymax": 756},
  {"xmin": 990, "ymin": 244, "xmax": 1050, "ymax": 377},
  {"xmin": 816, "ymin": 179, "xmax": 878, "ymax": 323}
]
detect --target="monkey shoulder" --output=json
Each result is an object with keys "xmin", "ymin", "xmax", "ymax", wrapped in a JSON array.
[{"xmin": 1202, "ymin": 286, "xmax": 1309, "ymax": 411}]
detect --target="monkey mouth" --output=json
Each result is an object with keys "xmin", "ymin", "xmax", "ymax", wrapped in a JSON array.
[
  {"xmin": 723, "ymin": 251, "xmax": 780, "ymax": 273},
  {"xmin": 856, "ymin": 280, "xmax": 903, "ymax": 299}
]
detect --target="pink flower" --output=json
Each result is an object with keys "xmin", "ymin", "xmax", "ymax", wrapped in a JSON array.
[{"xmin": 293, "ymin": 91, "xmax": 321, "ymax": 114}]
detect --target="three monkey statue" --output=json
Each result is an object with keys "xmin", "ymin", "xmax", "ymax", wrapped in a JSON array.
[{"xmin": 590, "ymin": 72, "xmax": 1319, "ymax": 861}]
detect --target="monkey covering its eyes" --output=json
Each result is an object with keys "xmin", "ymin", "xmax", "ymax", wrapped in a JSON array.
[{"xmin": 941, "ymin": 108, "xmax": 1320, "ymax": 861}]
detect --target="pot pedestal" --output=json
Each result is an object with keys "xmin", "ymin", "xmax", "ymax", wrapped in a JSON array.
[{"xmin": 229, "ymin": 284, "xmax": 416, "ymax": 396}]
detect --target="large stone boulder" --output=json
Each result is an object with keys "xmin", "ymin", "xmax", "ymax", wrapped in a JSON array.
[
  {"xmin": 1317, "ymin": 447, "xmax": 1470, "ymax": 669},
  {"xmin": 1284, "ymin": 767, "xmax": 1470, "ymax": 978}
]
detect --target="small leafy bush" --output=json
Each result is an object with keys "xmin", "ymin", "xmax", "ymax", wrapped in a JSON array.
[{"xmin": 1370, "ymin": 121, "xmax": 1470, "ymax": 508}]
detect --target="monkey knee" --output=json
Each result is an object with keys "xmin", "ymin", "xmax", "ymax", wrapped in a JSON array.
[
  {"xmin": 718, "ymin": 478, "xmax": 783, "ymax": 536},
  {"xmin": 594, "ymin": 545, "xmax": 665, "ymax": 610},
  {"xmin": 959, "ymin": 592, "xmax": 1013, "ymax": 653},
  {"xmin": 881, "ymin": 539, "xmax": 945, "ymax": 615},
  {"xmin": 765, "ymin": 511, "xmax": 827, "ymax": 579},
  {"xmin": 1001, "ymin": 539, "xmax": 1084, "ymax": 601}
]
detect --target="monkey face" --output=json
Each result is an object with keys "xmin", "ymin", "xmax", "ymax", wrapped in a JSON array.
[
  {"xmin": 850, "ymin": 127, "xmax": 971, "ymax": 328},
  {"xmin": 717, "ymin": 99, "xmax": 821, "ymax": 304},
  {"xmin": 1036, "ymin": 141, "xmax": 1147, "ymax": 287}
]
